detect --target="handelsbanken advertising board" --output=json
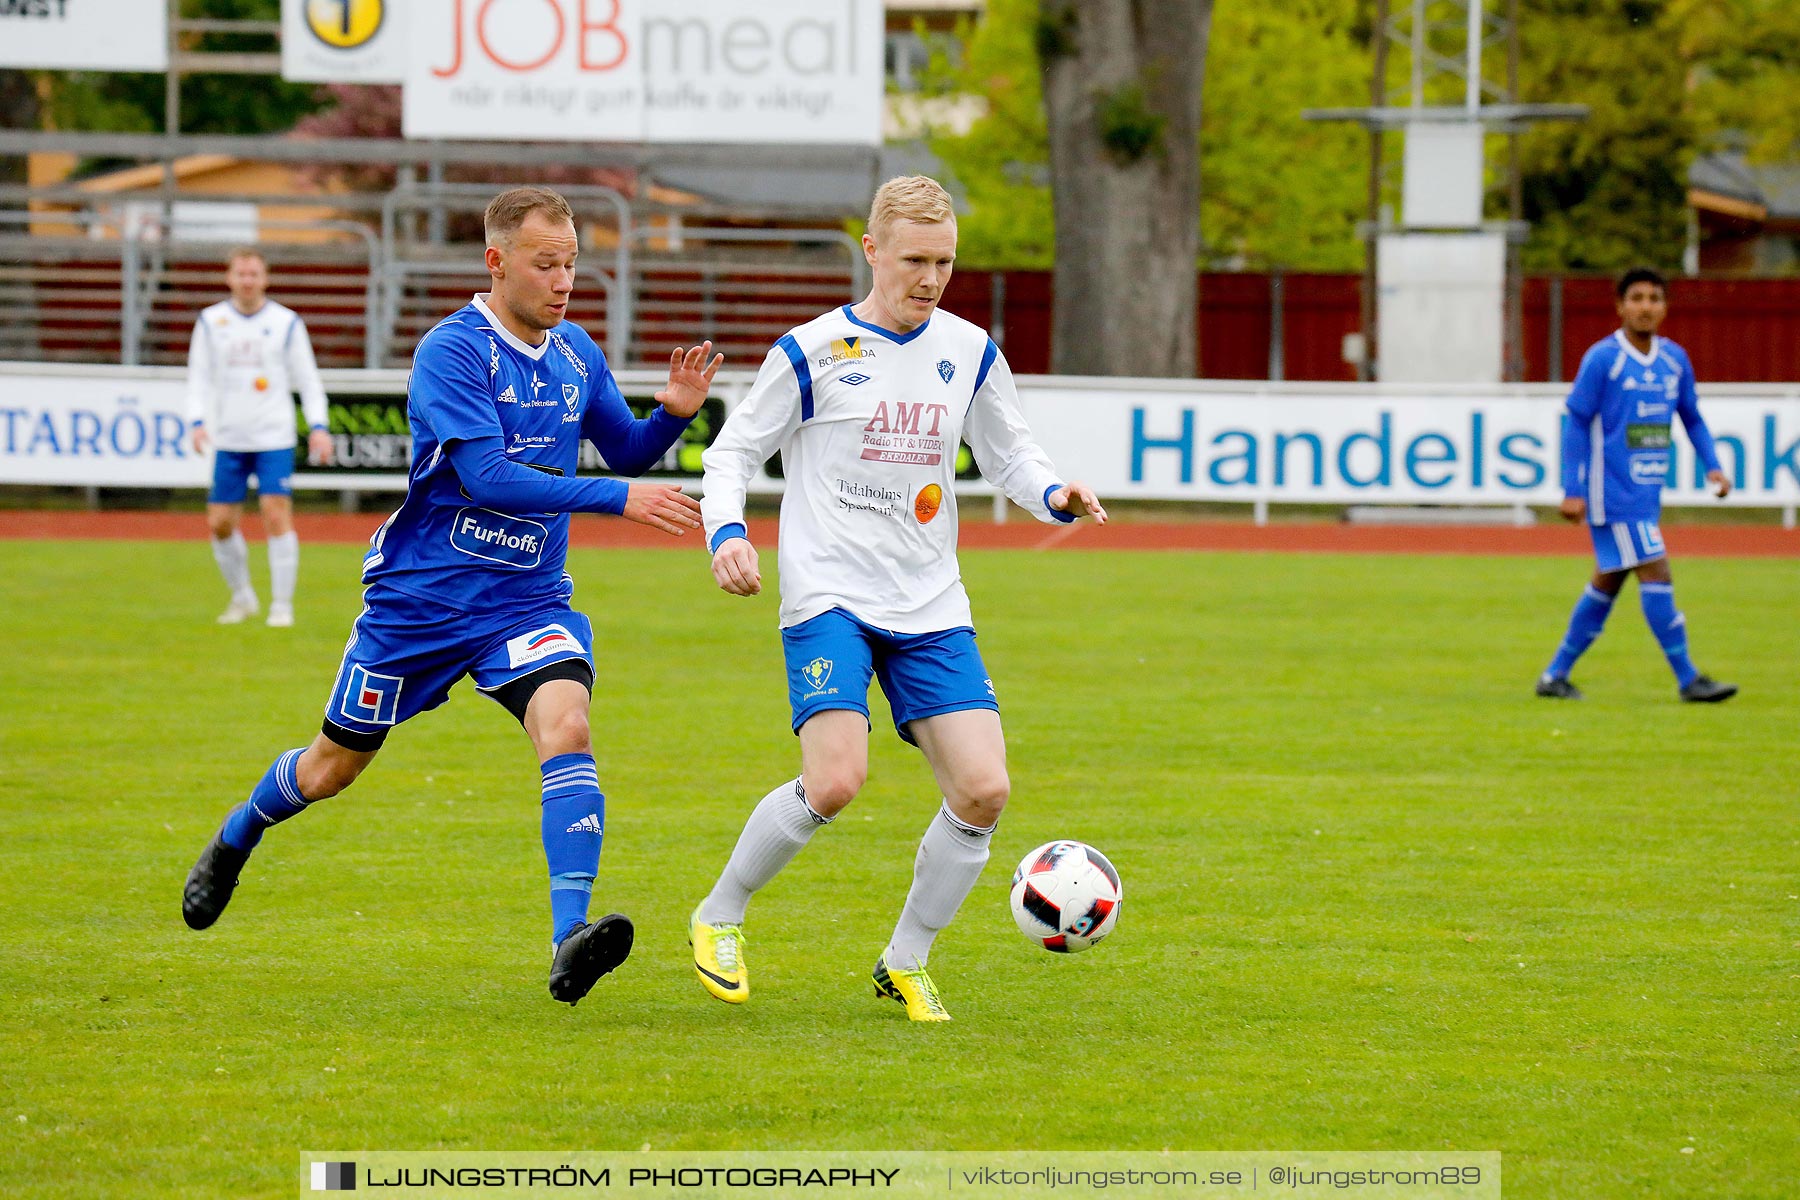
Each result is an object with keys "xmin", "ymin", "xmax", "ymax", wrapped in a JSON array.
[
  {"xmin": 402, "ymin": 0, "xmax": 884, "ymax": 144},
  {"xmin": 1020, "ymin": 387, "xmax": 1800, "ymax": 507},
  {"xmin": 4, "ymin": 369, "xmax": 1798, "ymax": 509}
]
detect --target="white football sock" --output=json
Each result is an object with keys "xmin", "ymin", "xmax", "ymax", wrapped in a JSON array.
[
  {"xmin": 698, "ymin": 778, "xmax": 830, "ymax": 925},
  {"xmin": 884, "ymin": 803, "xmax": 995, "ymax": 971},
  {"xmin": 267, "ymin": 531, "xmax": 299, "ymax": 611},
  {"xmin": 885, "ymin": 802, "xmax": 1000, "ymax": 971},
  {"xmin": 210, "ymin": 531, "xmax": 255, "ymax": 602}
]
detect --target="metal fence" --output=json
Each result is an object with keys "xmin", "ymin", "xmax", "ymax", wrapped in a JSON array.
[{"xmin": 0, "ymin": 184, "xmax": 863, "ymax": 372}]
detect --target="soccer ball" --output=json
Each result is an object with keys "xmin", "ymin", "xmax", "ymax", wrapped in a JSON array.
[{"xmin": 1009, "ymin": 840, "xmax": 1122, "ymax": 953}]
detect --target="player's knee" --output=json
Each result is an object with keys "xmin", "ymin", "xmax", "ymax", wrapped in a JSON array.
[
  {"xmin": 804, "ymin": 763, "xmax": 865, "ymax": 817},
  {"xmin": 207, "ymin": 515, "xmax": 236, "ymax": 540},
  {"xmin": 297, "ymin": 752, "xmax": 364, "ymax": 800},
  {"xmin": 953, "ymin": 768, "xmax": 1010, "ymax": 826},
  {"xmin": 536, "ymin": 706, "xmax": 592, "ymax": 757}
]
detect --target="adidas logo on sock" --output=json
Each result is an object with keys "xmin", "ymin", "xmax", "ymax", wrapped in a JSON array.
[{"xmin": 564, "ymin": 813, "xmax": 603, "ymax": 835}]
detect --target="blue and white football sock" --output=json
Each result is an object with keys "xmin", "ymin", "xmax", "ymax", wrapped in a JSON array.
[
  {"xmin": 220, "ymin": 748, "xmax": 309, "ymax": 851},
  {"xmin": 540, "ymin": 753, "xmax": 605, "ymax": 946},
  {"xmin": 884, "ymin": 803, "xmax": 995, "ymax": 971},
  {"xmin": 1544, "ymin": 584, "xmax": 1615, "ymax": 680},
  {"xmin": 1639, "ymin": 582, "xmax": 1699, "ymax": 687},
  {"xmin": 697, "ymin": 778, "xmax": 830, "ymax": 926},
  {"xmin": 210, "ymin": 530, "xmax": 255, "ymax": 604}
]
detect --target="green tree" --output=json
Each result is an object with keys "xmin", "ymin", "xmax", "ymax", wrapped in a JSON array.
[
  {"xmin": 38, "ymin": 0, "xmax": 324, "ymax": 153},
  {"xmin": 1514, "ymin": 0, "xmax": 1696, "ymax": 272},
  {"xmin": 923, "ymin": 0, "xmax": 1372, "ymax": 272}
]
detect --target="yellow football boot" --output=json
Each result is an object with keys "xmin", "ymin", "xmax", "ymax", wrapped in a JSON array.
[
  {"xmin": 688, "ymin": 907, "xmax": 748, "ymax": 1003},
  {"xmin": 872, "ymin": 954, "xmax": 951, "ymax": 1022}
]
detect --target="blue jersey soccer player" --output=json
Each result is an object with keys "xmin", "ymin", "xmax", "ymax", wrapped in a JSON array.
[
  {"xmin": 687, "ymin": 176, "xmax": 1107, "ymax": 1022},
  {"xmin": 182, "ymin": 187, "xmax": 723, "ymax": 1005},
  {"xmin": 1536, "ymin": 267, "xmax": 1736, "ymax": 703}
]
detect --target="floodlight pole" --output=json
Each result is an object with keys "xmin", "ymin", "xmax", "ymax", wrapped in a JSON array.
[{"xmin": 1311, "ymin": 0, "xmax": 1584, "ymax": 382}]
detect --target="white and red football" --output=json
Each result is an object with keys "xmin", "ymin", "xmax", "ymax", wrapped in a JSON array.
[{"xmin": 1009, "ymin": 840, "xmax": 1122, "ymax": 953}]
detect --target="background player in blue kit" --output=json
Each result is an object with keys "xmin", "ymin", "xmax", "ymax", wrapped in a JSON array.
[
  {"xmin": 182, "ymin": 187, "xmax": 722, "ymax": 1006},
  {"xmin": 1537, "ymin": 267, "xmax": 1736, "ymax": 703}
]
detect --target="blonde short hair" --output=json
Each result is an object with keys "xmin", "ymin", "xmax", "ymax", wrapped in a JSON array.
[
  {"xmin": 867, "ymin": 175, "xmax": 955, "ymax": 242},
  {"xmin": 484, "ymin": 186, "xmax": 575, "ymax": 248},
  {"xmin": 225, "ymin": 246, "xmax": 265, "ymax": 268}
]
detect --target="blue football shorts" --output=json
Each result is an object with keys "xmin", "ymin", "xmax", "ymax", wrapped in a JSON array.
[
  {"xmin": 322, "ymin": 584, "xmax": 595, "ymax": 744},
  {"xmin": 209, "ymin": 448, "xmax": 295, "ymax": 503},
  {"xmin": 780, "ymin": 607, "xmax": 998, "ymax": 744},
  {"xmin": 1589, "ymin": 518, "xmax": 1667, "ymax": 571}
]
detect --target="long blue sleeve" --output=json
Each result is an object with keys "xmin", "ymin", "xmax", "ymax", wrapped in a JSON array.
[
  {"xmin": 444, "ymin": 435, "xmax": 628, "ymax": 515},
  {"xmin": 1560, "ymin": 348, "xmax": 1605, "ymax": 497},
  {"xmin": 1561, "ymin": 411, "xmax": 1591, "ymax": 499},
  {"xmin": 1674, "ymin": 360, "xmax": 1722, "ymax": 475},
  {"xmin": 579, "ymin": 356, "xmax": 694, "ymax": 476}
]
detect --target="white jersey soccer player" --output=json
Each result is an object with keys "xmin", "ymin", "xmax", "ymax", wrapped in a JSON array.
[
  {"xmin": 186, "ymin": 248, "xmax": 335, "ymax": 627},
  {"xmin": 689, "ymin": 175, "xmax": 1107, "ymax": 1021}
]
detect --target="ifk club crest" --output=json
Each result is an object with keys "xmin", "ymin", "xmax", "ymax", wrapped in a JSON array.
[
  {"xmin": 801, "ymin": 658, "xmax": 833, "ymax": 691},
  {"xmin": 306, "ymin": 0, "xmax": 384, "ymax": 50}
]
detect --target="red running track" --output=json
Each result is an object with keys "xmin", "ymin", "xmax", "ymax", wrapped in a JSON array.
[{"xmin": 1, "ymin": 510, "xmax": 1795, "ymax": 557}]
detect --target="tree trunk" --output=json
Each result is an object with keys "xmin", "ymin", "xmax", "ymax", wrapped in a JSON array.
[{"xmin": 1039, "ymin": 0, "xmax": 1210, "ymax": 376}]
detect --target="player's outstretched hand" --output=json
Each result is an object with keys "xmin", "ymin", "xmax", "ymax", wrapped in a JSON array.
[
  {"xmin": 1706, "ymin": 469, "xmax": 1732, "ymax": 499},
  {"xmin": 712, "ymin": 538, "xmax": 761, "ymax": 597},
  {"xmin": 1049, "ymin": 481, "xmax": 1108, "ymax": 524},
  {"xmin": 1559, "ymin": 496, "xmax": 1586, "ymax": 523},
  {"xmin": 623, "ymin": 483, "xmax": 702, "ymax": 536},
  {"xmin": 655, "ymin": 341, "xmax": 724, "ymax": 419},
  {"xmin": 307, "ymin": 427, "xmax": 335, "ymax": 467}
]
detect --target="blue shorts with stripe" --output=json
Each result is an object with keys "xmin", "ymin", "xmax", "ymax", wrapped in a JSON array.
[
  {"xmin": 209, "ymin": 448, "xmax": 294, "ymax": 503},
  {"xmin": 1589, "ymin": 518, "xmax": 1667, "ymax": 571},
  {"xmin": 781, "ymin": 608, "xmax": 998, "ymax": 745},
  {"xmin": 323, "ymin": 583, "xmax": 594, "ymax": 741}
]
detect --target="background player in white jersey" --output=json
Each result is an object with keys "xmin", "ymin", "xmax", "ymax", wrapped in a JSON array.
[
  {"xmin": 689, "ymin": 176, "xmax": 1106, "ymax": 1022},
  {"xmin": 187, "ymin": 248, "xmax": 336, "ymax": 627},
  {"xmin": 183, "ymin": 188, "xmax": 718, "ymax": 1007}
]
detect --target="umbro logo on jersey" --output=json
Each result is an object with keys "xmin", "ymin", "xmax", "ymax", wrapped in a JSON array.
[
  {"xmin": 841, "ymin": 372, "xmax": 872, "ymax": 386},
  {"xmin": 936, "ymin": 359, "xmax": 956, "ymax": 384},
  {"xmin": 564, "ymin": 813, "xmax": 604, "ymax": 835},
  {"xmin": 497, "ymin": 385, "xmax": 519, "ymax": 403}
]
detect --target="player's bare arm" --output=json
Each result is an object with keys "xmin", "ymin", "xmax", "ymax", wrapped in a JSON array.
[
  {"xmin": 1049, "ymin": 481, "xmax": 1108, "ymax": 524},
  {"xmin": 306, "ymin": 427, "xmax": 335, "ymax": 466},
  {"xmin": 711, "ymin": 539, "xmax": 761, "ymax": 597},
  {"xmin": 656, "ymin": 341, "xmax": 724, "ymax": 419},
  {"xmin": 623, "ymin": 483, "xmax": 702, "ymax": 536}
]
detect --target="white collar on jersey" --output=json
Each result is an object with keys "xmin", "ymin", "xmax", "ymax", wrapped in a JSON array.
[
  {"xmin": 1613, "ymin": 328, "xmax": 1661, "ymax": 367},
  {"xmin": 472, "ymin": 294, "xmax": 551, "ymax": 361}
]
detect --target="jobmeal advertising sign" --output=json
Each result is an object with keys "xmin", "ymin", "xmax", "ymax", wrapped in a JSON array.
[
  {"xmin": 401, "ymin": 0, "xmax": 884, "ymax": 145},
  {"xmin": 0, "ymin": 0, "xmax": 168, "ymax": 71}
]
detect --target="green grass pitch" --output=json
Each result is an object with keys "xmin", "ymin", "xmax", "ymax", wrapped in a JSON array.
[{"xmin": 0, "ymin": 538, "xmax": 1794, "ymax": 1198}]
